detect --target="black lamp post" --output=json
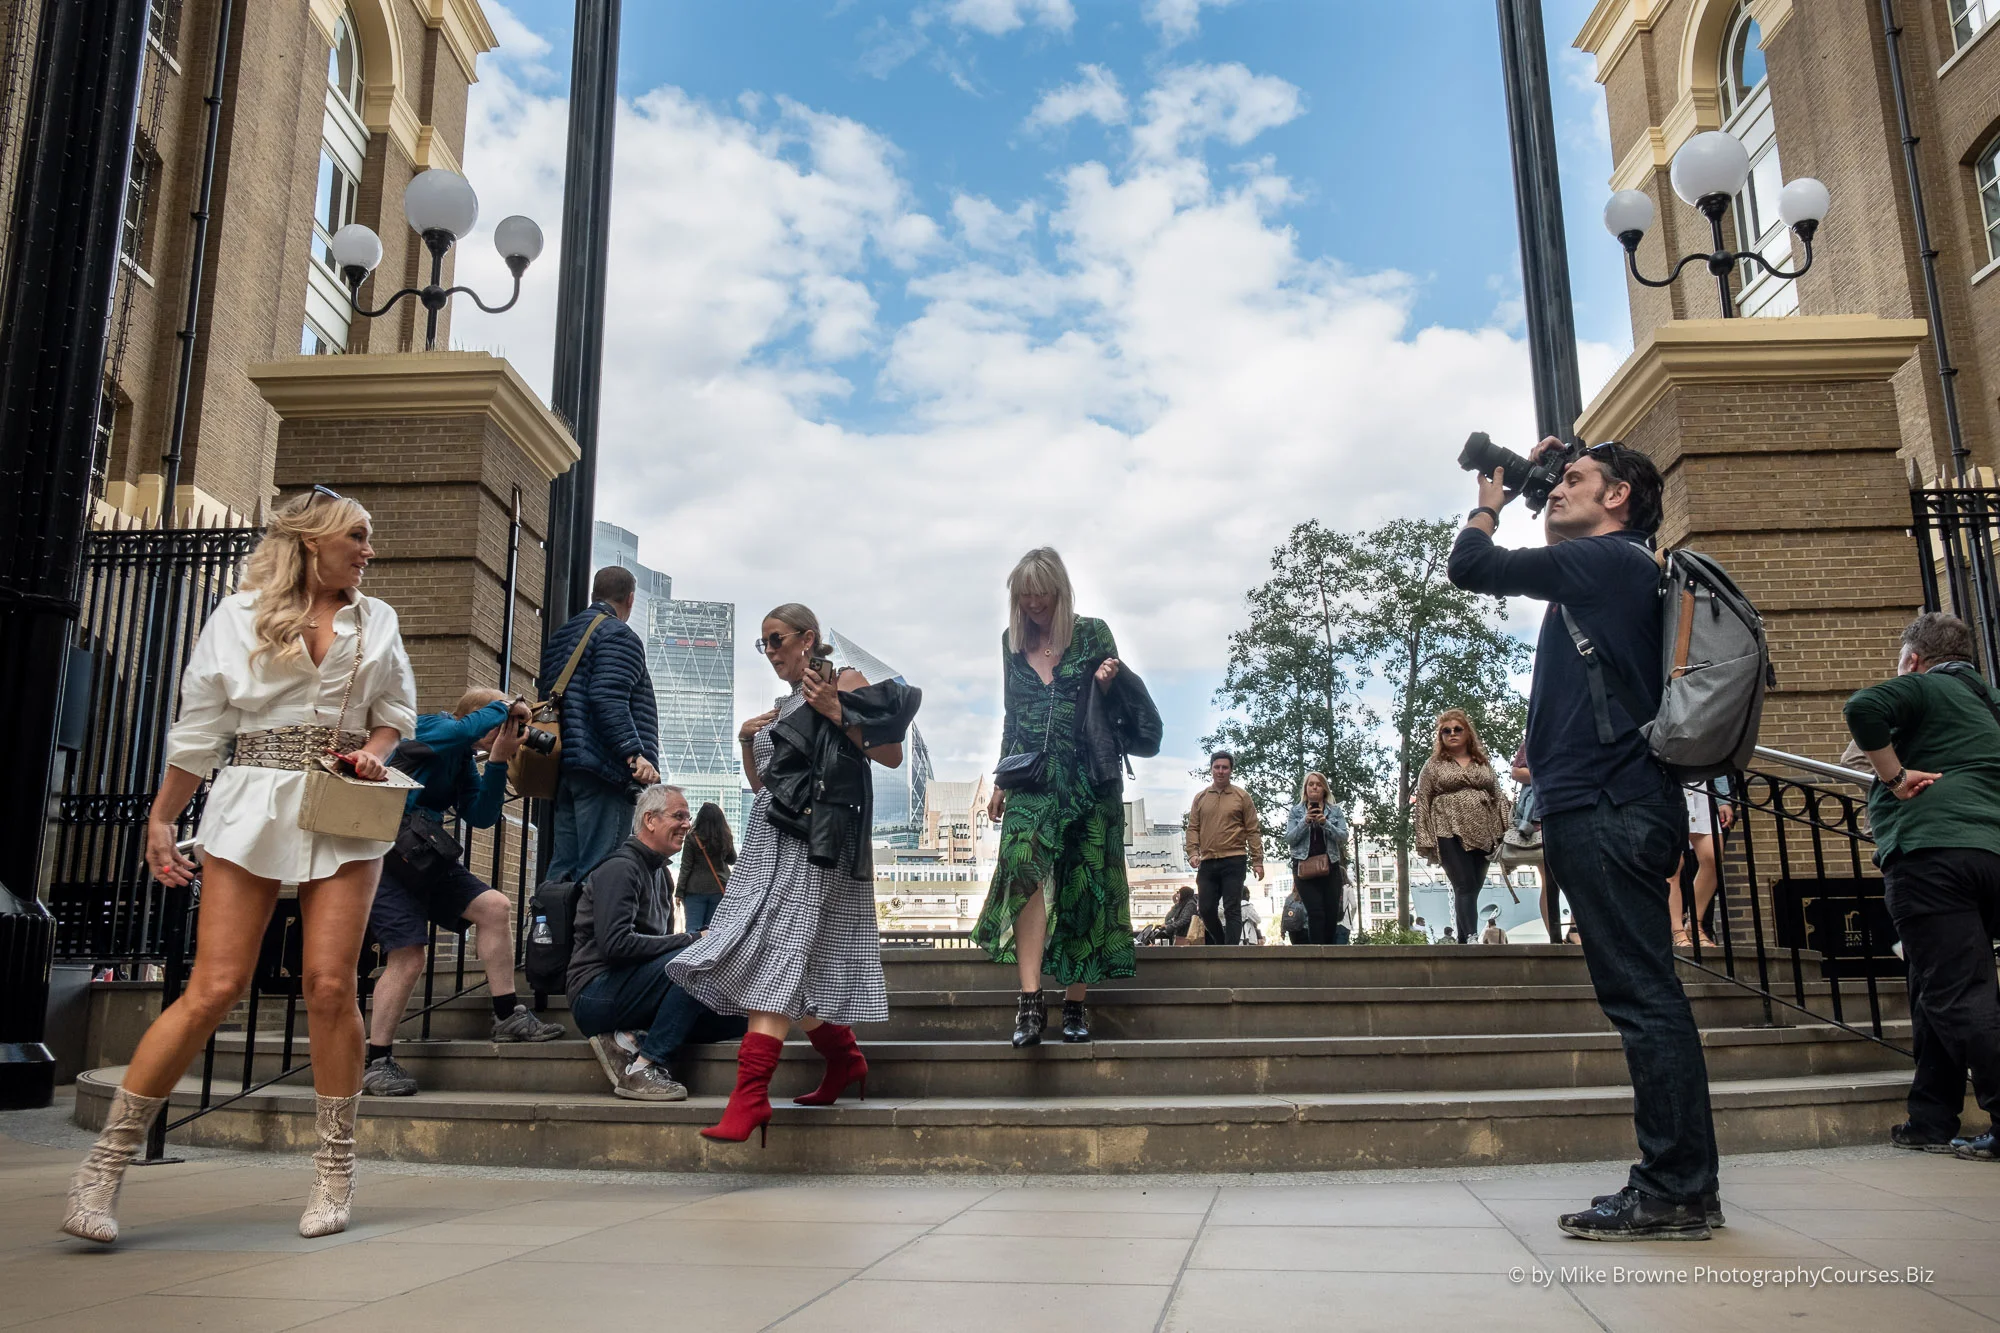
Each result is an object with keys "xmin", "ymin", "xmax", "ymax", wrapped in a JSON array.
[
  {"xmin": 1604, "ymin": 131, "xmax": 1830, "ymax": 319},
  {"xmin": 329, "ymin": 169, "xmax": 544, "ymax": 350}
]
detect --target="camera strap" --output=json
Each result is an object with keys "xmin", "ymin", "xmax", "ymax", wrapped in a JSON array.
[
  {"xmin": 1934, "ymin": 662, "xmax": 2000, "ymax": 738},
  {"xmin": 1561, "ymin": 606, "xmax": 1656, "ymax": 746}
]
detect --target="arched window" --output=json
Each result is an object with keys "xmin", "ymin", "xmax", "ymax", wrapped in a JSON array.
[
  {"xmin": 305, "ymin": 5, "xmax": 371, "ymax": 353},
  {"xmin": 1979, "ymin": 135, "xmax": 2000, "ymax": 266},
  {"xmin": 1717, "ymin": 3, "xmax": 1793, "ymax": 316}
]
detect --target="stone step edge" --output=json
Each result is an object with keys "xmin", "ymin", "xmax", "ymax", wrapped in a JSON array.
[
  {"xmin": 206, "ymin": 1022, "xmax": 1914, "ymax": 1062},
  {"xmin": 76, "ymin": 1066, "xmax": 1909, "ymax": 1128},
  {"xmin": 405, "ymin": 980, "xmax": 1894, "ymax": 1012}
]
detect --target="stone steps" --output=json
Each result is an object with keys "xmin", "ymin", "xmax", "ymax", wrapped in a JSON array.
[
  {"xmin": 402, "ymin": 981, "xmax": 1907, "ymax": 1042},
  {"xmin": 75, "ymin": 1065, "xmax": 1913, "ymax": 1175}
]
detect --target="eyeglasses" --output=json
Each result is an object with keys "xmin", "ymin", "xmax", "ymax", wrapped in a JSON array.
[
  {"xmin": 756, "ymin": 629, "xmax": 804, "ymax": 656},
  {"xmin": 1439, "ymin": 726, "xmax": 1465, "ymax": 735},
  {"xmin": 309, "ymin": 484, "xmax": 344, "ymax": 503}
]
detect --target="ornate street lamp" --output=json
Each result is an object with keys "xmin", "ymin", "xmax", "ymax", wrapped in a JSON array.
[
  {"xmin": 1603, "ymin": 130, "xmax": 1830, "ymax": 318},
  {"xmin": 328, "ymin": 169, "xmax": 544, "ymax": 351}
]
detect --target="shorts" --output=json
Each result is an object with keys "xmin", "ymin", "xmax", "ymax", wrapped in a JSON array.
[
  {"xmin": 366, "ymin": 850, "xmax": 491, "ymax": 952},
  {"xmin": 1685, "ymin": 786, "xmax": 1716, "ymax": 837}
]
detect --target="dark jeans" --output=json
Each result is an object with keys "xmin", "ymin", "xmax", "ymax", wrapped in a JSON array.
[
  {"xmin": 1544, "ymin": 783, "xmax": 1718, "ymax": 1203},
  {"xmin": 1197, "ymin": 856, "xmax": 1247, "ymax": 945},
  {"xmin": 1884, "ymin": 847, "xmax": 2000, "ymax": 1137},
  {"xmin": 570, "ymin": 950, "xmax": 746, "ymax": 1070},
  {"xmin": 1295, "ymin": 868, "xmax": 1345, "ymax": 945},
  {"xmin": 1436, "ymin": 836, "xmax": 1489, "ymax": 945},
  {"xmin": 681, "ymin": 893, "xmax": 722, "ymax": 936},
  {"xmin": 548, "ymin": 770, "xmax": 637, "ymax": 884}
]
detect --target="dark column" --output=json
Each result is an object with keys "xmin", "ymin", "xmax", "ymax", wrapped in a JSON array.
[
  {"xmin": 544, "ymin": 0, "xmax": 622, "ymax": 638},
  {"xmin": 0, "ymin": 0, "xmax": 149, "ymax": 899},
  {"xmin": 1496, "ymin": 0, "xmax": 1583, "ymax": 443}
]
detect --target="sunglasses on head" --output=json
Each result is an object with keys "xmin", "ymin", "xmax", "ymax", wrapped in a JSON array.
[{"xmin": 309, "ymin": 484, "xmax": 344, "ymax": 503}]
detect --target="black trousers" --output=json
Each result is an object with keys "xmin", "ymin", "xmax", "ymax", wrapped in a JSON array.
[
  {"xmin": 1197, "ymin": 856, "xmax": 1247, "ymax": 945},
  {"xmin": 1295, "ymin": 868, "xmax": 1345, "ymax": 945},
  {"xmin": 1884, "ymin": 847, "xmax": 2000, "ymax": 1136},
  {"xmin": 1436, "ymin": 836, "xmax": 1489, "ymax": 944},
  {"xmin": 1540, "ymin": 855, "xmax": 1566, "ymax": 940}
]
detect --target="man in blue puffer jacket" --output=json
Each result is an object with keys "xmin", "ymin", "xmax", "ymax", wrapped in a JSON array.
[{"xmin": 541, "ymin": 565, "xmax": 662, "ymax": 883}]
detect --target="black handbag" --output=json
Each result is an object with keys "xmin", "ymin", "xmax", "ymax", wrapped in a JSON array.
[
  {"xmin": 994, "ymin": 677, "xmax": 1056, "ymax": 792},
  {"xmin": 392, "ymin": 806, "xmax": 463, "ymax": 876}
]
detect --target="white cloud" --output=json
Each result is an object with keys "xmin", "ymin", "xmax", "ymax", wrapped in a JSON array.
[
  {"xmin": 483, "ymin": 0, "xmax": 551, "ymax": 60},
  {"xmin": 1143, "ymin": 0, "xmax": 1240, "ymax": 44},
  {"xmin": 1023, "ymin": 63, "xmax": 1128, "ymax": 132},
  {"xmin": 942, "ymin": 0, "xmax": 1076, "ymax": 35},
  {"xmin": 455, "ymin": 61, "xmax": 1585, "ymax": 814},
  {"xmin": 1131, "ymin": 63, "xmax": 1303, "ymax": 162}
]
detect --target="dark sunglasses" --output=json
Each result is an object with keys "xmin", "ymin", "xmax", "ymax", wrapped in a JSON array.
[
  {"xmin": 756, "ymin": 629, "xmax": 805, "ymax": 656},
  {"xmin": 1439, "ymin": 725, "xmax": 1465, "ymax": 735},
  {"xmin": 309, "ymin": 484, "xmax": 344, "ymax": 503}
]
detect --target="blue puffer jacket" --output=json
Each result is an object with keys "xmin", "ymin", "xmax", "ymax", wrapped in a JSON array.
[{"xmin": 539, "ymin": 602, "xmax": 660, "ymax": 786}]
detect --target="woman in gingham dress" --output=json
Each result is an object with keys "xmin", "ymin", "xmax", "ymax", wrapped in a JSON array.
[{"xmin": 666, "ymin": 603, "xmax": 901, "ymax": 1144}]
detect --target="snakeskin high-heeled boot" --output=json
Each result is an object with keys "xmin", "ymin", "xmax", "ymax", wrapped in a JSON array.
[
  {"xmin": 60, "ymin": 1086, "xmax": 167, "ymax": 1243},
  {"xmin": 298, "ymin": 1092, "xmax": 359, "ymax": 1238}
]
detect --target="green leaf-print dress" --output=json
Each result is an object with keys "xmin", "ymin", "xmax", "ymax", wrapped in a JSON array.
[{"xmin": 972, "ymin": 615, "xmax": 1136, "ymax": 985}]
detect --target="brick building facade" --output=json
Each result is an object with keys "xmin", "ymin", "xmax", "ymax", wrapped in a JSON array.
[
  {"xmin": 0, "ymin": 0, "xmax": 497, "ymax": 524},
  {"xmin": 1575, "ymin": 0, "xmax": 2000, "ymax": 478}
]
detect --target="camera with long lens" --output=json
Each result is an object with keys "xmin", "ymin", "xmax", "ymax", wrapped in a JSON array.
[
  {"xmin": 518, "ymin": 725, "xmax": 557, "ymax": 755},
  {"xmin": 1456, "ymin": 431, "xmax": 1576, "ymax": 515}
]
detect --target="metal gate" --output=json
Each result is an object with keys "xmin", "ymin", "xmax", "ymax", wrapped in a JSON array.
[{"xmin": 47, "ymin": 516, "xmax": 259, "ymax": 962}]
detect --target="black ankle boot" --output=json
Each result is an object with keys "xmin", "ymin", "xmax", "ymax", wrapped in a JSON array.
[
  {"xmin": 1061, "ymin": 999, "xmax": 1090, "ymax": 1043},
  {"xmin": 1011, "ymin": 992, "xmax": 1047, "ymax": 1048}
]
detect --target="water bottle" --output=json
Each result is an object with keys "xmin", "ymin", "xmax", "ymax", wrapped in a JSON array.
[{"xmin": 530, "ymin": 913, "xmax": 552, "ymax": 945}]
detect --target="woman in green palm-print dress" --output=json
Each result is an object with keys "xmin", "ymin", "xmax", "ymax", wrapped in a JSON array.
[{"xmin": 973, "ymin": 547, "xmax": 1135, "ymax": 1046}]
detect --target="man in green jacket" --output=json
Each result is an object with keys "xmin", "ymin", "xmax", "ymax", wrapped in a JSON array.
[{"xmin": 1844, "ymin": 612, "xmax": 2000, "ymax": 1162}]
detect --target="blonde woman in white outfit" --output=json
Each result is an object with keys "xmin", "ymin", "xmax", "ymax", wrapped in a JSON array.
[{"xmin": 61, "ymin": 488, "xmax": 416, "ymax": 1246}]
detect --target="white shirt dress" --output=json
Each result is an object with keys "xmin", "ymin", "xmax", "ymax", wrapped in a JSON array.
[{"xmin": 163, "ymin": 589, "xmax": 418, "ymax": 884}]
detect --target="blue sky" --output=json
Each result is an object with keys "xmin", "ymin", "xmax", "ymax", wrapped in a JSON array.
[{"xmin": 455, "ymin": 0, "xmax": 1629, "ymax": 812}]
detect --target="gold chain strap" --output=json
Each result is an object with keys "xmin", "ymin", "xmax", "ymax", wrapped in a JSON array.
[{"xmin": 319, "ymin": 599, "xmax": 365, "ymax": 746}]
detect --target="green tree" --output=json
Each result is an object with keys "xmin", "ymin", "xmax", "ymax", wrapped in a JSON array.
[
  {"xmin": 1346, "ymin": 518, "xmax": 1529, "ymax": 926},
  {"xmin": 1201, "ymin": 521, "xmax": 1383, "ymax": 857}
]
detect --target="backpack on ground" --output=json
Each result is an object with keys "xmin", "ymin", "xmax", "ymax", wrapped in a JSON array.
[
  {"xmin": 1562, "ymin": 548, "xmax": 1773, "ymax": 782},
  {"xmin": 523, "ymin": 878, "xmax": 583, "ymax": 995}
]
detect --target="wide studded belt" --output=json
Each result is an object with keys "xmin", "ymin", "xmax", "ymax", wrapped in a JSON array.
[{"xmin": 229, "ymin": 725, "xmax": 368, "ymax": 771}]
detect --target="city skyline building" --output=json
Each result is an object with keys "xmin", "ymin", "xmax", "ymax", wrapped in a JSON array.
[{"xmin": 828, "ymin": 629, "xmax": 933, "ymax": 845}]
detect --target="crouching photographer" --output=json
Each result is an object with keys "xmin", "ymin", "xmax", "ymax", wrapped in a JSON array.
[
  {"xmin": 362, "ymin": 690, "xmax": 564, "ymax": 1097},
  {"xmin": 1447, "ymin": 434, "xmax": 1720, "ymax": 1242}
]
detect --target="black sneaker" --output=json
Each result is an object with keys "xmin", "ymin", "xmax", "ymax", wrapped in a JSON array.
[
  {"xmin": 1891, "ymin": 1121, "xmax": 1965, "ymax": 1154},
  {"xmin": 492, "ymin": 1004, "xmax": 565, "ymax": 1043},
  {"xmin": 1592, "ymin": 1186, "xmax": 1725, "ymax": 1228},
  {"xmin": 1953, "ymin": 1132, "xmax": 2000, "ymax": 1161},
  {"xmin": 1559, "ymin": 1186, "xmax": 1711, "ymax": 1242},
  {"xmin": 361, "ymin": 1054, "xmax": 418, "ymax": 1097}
]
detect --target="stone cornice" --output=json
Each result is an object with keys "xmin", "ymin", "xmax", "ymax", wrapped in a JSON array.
[
  {"xmin": 1609, "ymin": 126, "xmax": 1669, "ymax": 191},
  {"xmin": 414, "ymin": 125, "xmax": 462, "ymax": 174},
  {"xmin": 248, "ymin": 352, "xmax": 579, "ymax": 483},
  {"xmin": 1576, "ymin": 316, "xmax": 1931, "ymax": 442},
  {"xmin": 1574, "ymin": 0, "xmax": 1661, "ymax": 83},
  {"xmin": 424, "ymin": 0, "xmax": 499, "ymax": 82}
]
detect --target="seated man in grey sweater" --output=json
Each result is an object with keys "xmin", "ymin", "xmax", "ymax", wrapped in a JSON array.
[{"xmin": 566, "ymin": 785, "xmax": 746, "ymax": 1100}]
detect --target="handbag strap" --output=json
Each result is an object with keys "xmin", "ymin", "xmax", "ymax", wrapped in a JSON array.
[
  {"xmin": 319, "ymin": 598, "xmax": 365, "ymax": 743},
  {"xmin": 692, "ymin": 831, "xmax": 724, "ymax": 889},
  {"xmin": 550, "ymin": 613, "xmax": 609, "ymax": 701}
]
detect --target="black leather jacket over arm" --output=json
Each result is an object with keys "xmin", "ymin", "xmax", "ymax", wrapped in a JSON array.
[{"xmin": 763, "ymin": 679, "xmax": 923, "ymax": 878}]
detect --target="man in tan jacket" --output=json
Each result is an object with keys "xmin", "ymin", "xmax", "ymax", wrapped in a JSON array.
[{"xmin": 1185, "ymin": 752, "xmax": 1264, "ymax": 946}]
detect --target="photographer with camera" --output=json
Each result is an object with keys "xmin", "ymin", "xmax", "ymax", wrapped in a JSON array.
[
  {"xmin": 1448, "ymin": 434, "xmax": 1719, "ymax": 1242},
  {"xmin": 541, "ymin": 566, "xmax": 662, "ymax": 884},
  {"xmin": 362, "ymin": 689, "xmax": 564, "ymax": 1097}
]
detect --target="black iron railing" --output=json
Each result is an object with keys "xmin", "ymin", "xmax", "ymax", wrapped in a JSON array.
[
  {"xmin": 1911, "ymin": 483, "xmax": 2000, "ymax": 685},
  {"xmin": 1678, "ymin": 748, "xmax": 1908, "ymax": 1058}
]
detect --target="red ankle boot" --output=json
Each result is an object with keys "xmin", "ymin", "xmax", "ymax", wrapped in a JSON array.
[
  {"xmin": 701, "ymin": 1032, "xmax": 782, "ymax": 1146},
  {"xmin": 794, "ymin": 1023, "xmax": 868, "ymax": 1106}
]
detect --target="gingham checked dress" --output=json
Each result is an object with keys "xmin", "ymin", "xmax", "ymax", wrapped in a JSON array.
[{"xmin": 664, "ymin": 687, "xmax": 889, "ymax": 1024}]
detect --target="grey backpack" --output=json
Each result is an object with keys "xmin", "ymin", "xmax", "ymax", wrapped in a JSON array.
[{"xmin": 1562, "ymin": 549, "xmax": 1773, "ymax": 782}]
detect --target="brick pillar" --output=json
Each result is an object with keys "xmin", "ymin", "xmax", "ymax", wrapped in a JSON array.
[
  {"xmin": 248, "ymin": 351, "xmax": 579, "ymax": 711},
  {"xmin": 1575, "ymin": 316, "xmax": 1930, "ymax": 767}
]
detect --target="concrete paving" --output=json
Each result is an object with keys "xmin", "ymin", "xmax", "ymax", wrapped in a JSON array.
[{"xmin": 5, "ymin": 1095, "xmax": 2000, "ymax": 1332}]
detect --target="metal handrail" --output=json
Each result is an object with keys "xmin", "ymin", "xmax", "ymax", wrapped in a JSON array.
[{"xmin": 1751, "ymin": 746, "xmax": 1873, "ymax": 786}]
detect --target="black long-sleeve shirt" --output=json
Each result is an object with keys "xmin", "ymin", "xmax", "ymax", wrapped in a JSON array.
[
  {"xmin": 1447, "ymin": 525, "xmax": 1666, "ymax": 817},
  {"xmin": 566, "ymin": 836, "xmax": 693, "ymax": 996}
]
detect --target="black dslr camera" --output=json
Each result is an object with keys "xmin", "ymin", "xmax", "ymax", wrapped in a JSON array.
[
  {"xmin": 1456, "ymin": 432, "xmax": 1577, "ymax": 515},
  {"xmin": 518, "ymin": 725, "xmax": 557, "ymax": 756}
]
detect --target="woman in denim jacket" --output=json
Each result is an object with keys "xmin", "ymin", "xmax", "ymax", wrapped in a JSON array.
[{"xmin": 1284, "ymin": 772, "xmax": 1350, "ymax": 943}]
